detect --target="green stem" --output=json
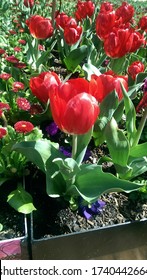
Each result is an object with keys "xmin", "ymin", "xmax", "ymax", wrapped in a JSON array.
[
  {"xmin": 133, "ymin": 107, "xmax": 147, "ymax": 147},
  {"xmin": 71, "ymin": 134, "xmax": 77, "ymax": 160},
  {"xmin": 1, "ymin": 113, "xmax": 7, "ymax": 127},
  {"xmin": 51, "ymin": 0, "xmax": 57, "ymax": 27}
]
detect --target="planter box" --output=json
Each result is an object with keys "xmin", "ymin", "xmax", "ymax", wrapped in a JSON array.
[
  {"xmin": 0, "ymin": 216, "xmax": 29, "ymax": 260},
  {"xmin": 30, "ymin": 216, "xmax": 147, "ymax": 260}
]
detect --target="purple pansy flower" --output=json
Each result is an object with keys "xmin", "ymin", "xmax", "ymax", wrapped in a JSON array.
[
  {"xmin": 46, "ymin": 122, "xmax": 59, "ymax": 136},
  {"xmin": 79, "ymin": 199, "xmax": 106, "ymax": 219}
]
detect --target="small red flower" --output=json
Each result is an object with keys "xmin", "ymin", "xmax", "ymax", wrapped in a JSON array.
[
  {"xmin": 0, "ymin": 127, "xmax": 7, "ymax": 139},
  {"xmin": 18, "ymin": 39, "xmax": 26, "ymax": 45},
  {"xmin": 29, "ymin": 103, "xmax": 43, "ymax": 115},
  {"xmin": 14, "ymin": 47, "xmax": 22, "ymax": 52},
  {"xmin": 12, "ymin": 82, "xmax": 25, "ymax": 92},
  {"xmin": 0, "ymin": 102, "xmax": 10, "ymax": 117},
  {"xmin": 14, "ymin": 121, "xmax": 34, "ymax": 134},
  {"xmin": 16, "ymin": 97, "xmax": 31, "ymax": 111},
  {"xmin": 14, "ymin": 62, "xmax": 26, "ymax": 68},
  {"xmin": 128, "ymin": 61, "xmax": 145, "ymax": 80},
  {"xmin": 9, "ymin": 30, "xmax": 17, "ymax": 35},
  {"xmin": 0, "ymin": 48, "xmax": 5, "ymax": 55},
  {"xmin": 0, "ymin": 73, "xmax": 12, "ymax": 80},
  {"xmin": 5, "ymin": 55, "xmax": 19, "ymax": 64}
]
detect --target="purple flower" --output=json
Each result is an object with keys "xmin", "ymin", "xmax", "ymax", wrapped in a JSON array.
[
  {"xmin": 59, "ymin": 146, "xmax": 72, "ymax": 157},
  {"xmin": 79, "ymin": 199, "xmax": 106, "ymax": 219},
  {"xmin": 46, "ymin": 122, "xmax": 59, "ymax": 136},
  {"xmin": 59, "ymin": 146, "xmax": 91, "ymax": 161},
  {"xmin": 142, "ymin": 78, "xmax": 147, "ymax": 93}
]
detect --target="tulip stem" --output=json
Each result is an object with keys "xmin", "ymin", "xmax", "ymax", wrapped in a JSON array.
[
  {"xmin": 72, "ymin": 134, "xmax": 78, "ymax": 160},
  {"xmin": 51, "ymin": 0, "xmax": 57, "ymax": 27},
  {"xmin": 133, "ymin": 107, "xmax": 147, "ymax": 147}
]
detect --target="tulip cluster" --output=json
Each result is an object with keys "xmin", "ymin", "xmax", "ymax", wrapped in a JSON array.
[
  {"xmin": 55, "ymin": 12, "xmax": 82, "ymax": 45},
  {"xmin": 75, "ymin": 0, "xmax": 95, "ymax": 21},
  {"xmin": 26, "ymin": 15, "xmax": 54, "ymax": 40},
  {"xmin": 96, "ymin": 2, "xmax": 145, "ymax": 58}
]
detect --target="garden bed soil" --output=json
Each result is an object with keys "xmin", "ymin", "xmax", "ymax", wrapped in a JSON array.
[
  {"xmin": 29, "ymin": 170, "xmax": 147, "ymax": 240},
  {"xmin": 0, "ymin": 181, "xmax": 24, "ymax": 241}
]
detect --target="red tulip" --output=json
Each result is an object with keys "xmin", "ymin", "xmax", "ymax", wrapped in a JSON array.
[
  {"xmin": 96, "ymin": 11, "xmax": 116, "ymax": 40},
  {"xmin": 104, "ymin": 27, "xmax": 143, "ymax": 58},
  {"xmin": 64, "ymin": 20, "xmax": 82, "ymax": 45},
  {"xmin": 139, "ymin": 16, "xmax": 147, "ymax": 32},
  {"xmin": 55, "ymin": 12, "xmax": 71, "ymax": 29},
  {"xmin": 89, "ymin": 71, "xmax": 128, "ymax": 102},
  {"xmin": 49, "ymin": 78, "xmax": 99, "ymax": 134},
  {"xmin": 75, "ymin": 1, "xmax": 95, "ymax": 21},
  {"xmin": 116, "ymin": 2, "xmax": 135, "ymax": 23},
  {"xmin": 128, "ymin": 61, "xmax": 145, "ymax": 80},
  {"xmin": 129, "ymin": 30, "xmax": 145, "ymax": 53},
  {"xmin": 99, "ymin": 2, "xmax": 114, "ymax": 13},
  {"xmin": 30, "ymin": 71, "xmax": 61, "ymax": 103},
  {"xmin": 24, "ymin": 0, "xmax": 34, "ymax": 8},
  {"xmin": 28, "ymin": 15, "xmax": 53, "ymax": 39},
  {"xmin": 64, "ymin": 26, "xmax": 82, "ymax": 45}
]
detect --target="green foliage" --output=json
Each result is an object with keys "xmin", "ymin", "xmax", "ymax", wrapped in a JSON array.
[{"xmin": 7, "ymin": 184, "xmax": 36, "ymax": 214}]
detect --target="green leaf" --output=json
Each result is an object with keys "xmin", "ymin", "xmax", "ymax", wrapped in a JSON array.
[
  {"xmin": 136, "ymin": 72, "xmax": 147, "ymax": 84},
  {"xmin": 53, "ymin": 157, "xmax": 80, "ymax": 183},
  {"xmin": 105, "ymin": 117, "xmax": 130, "ymax": 166},
  {"xmin": 121, "ymin": 83, "xmax": 137, "ymax": 146},
  {"xmin": 93, "ymin": 91, "xmax": 119, "ymax": 146},
  {"xmin": 130, "ymin": 142, "xmax": 147, "ymax": 157},
  {"xmin": 128, "ymin": 157, "xmax": 147, "ymax": 180},
  {"xmin": 76, "ymin": 128, "xmax": 93, "ymax": 165},
  {"xmin": 75, "ymin": 164, "xmax": 142, "ymax": 203},
  {"xmin": 12, "ymin": 140, "xmax": 59, "ymax": 173},
  {"xmin": 110, "ymin": 57, "xmax": 126, "ymax": 74},
  {"xmin": 7, "ymin": 186, "xmax": 36, "ymax": 214},
  {"xmin": 64, "ymin": 45, "xmax": 88, "ymax": 72}
]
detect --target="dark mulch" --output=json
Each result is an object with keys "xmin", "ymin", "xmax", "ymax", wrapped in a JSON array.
[
  {"xmin": 0, "ymin": 181, "xmax": 24, "ymax": 241},
  {"xmin": 30, "ymin": 170, "xmax": 147, "ymax": 240}
]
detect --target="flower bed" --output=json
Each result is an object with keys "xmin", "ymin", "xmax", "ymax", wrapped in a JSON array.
[{"xmin": 0, "ymin": 0, "xmax": 147, "ymax": 259}]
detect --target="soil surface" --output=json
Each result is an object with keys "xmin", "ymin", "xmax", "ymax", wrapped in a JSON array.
[
  {"xmin": 0, "ymin": 181, "xmax": 25, "ymax": 240},
  {"xmin": 30, "ymin": 170, "xmax": 147, "ymax": 240}
]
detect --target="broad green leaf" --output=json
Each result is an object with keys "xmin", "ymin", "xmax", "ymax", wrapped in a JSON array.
[
  {"xmin": 93, "ymin": 91, "xmax": 119, "ymax": 146},
  {"xmin": 83, "ymin": 62, "xmax": 101, "ymax": 80},
  {"xmin": 121, "ymin": 83, "xmax": 137, "ymax": 146},
  {"xmin": 75, "ymin": 164, "xmax": 142, "ymax": 203},
  {"xmin": 105, "ymin": 117, "xmax": 130, "ymax": 166},
  {"xmin": 130, "ymin": 142, "xmax": 147, "ymax": 157},
  {"xmin": 128, "ymin": 157, "xmax": 147, "ymax": 180},
  {"xmin": 110, "ymin": 57, "xmax": 126, "ymax": 74},
  {"xmin": 64, "ymin": 45, "xmax": 88, "ymax": 72},
  {"xmin": 7, "ymin": 186, "xmax": 36, "ymax": 214},
  {"xmin": 53, "ymin": 158, "xmax": 80, "ymax": 182},
  {"xmin": 12, "ymin": 140, "xmax": 59, "ymax": 173},
  {"xmin": 76, "ymin": 128, "xmax": 93, "ymax": 165}
]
